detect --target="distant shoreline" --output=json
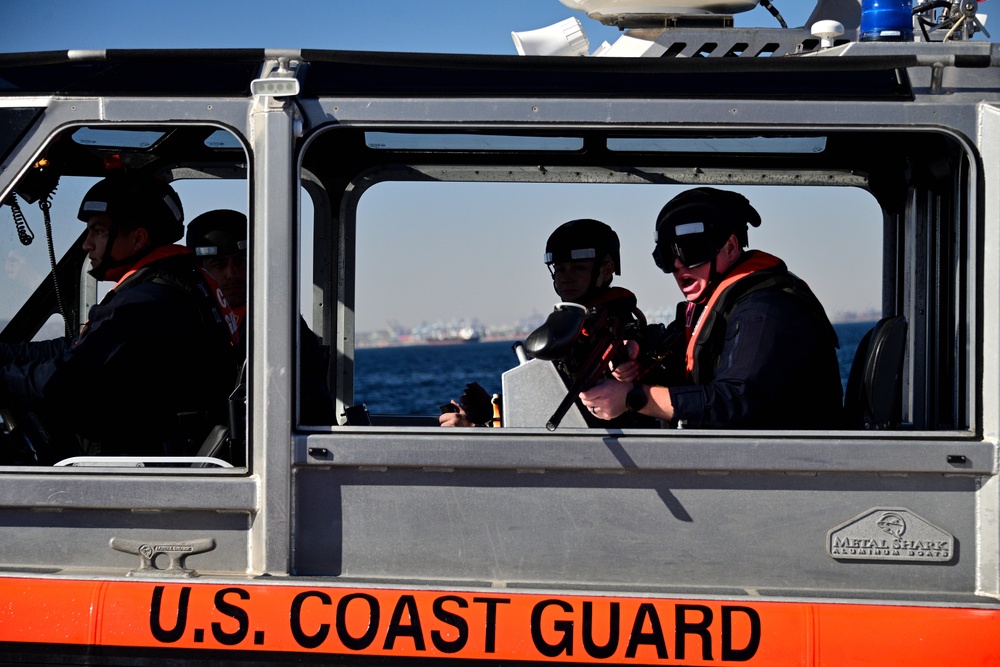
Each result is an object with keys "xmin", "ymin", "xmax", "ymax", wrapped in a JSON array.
[
  {"xmin": 357, "ymin": 336, "xmax": 517, "ymax": 350},
  {"xmin": 356, "ymin": 320, "xmax": 876, "ymax": 350}
]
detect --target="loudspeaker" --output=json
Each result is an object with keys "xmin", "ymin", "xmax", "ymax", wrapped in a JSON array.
[{"xmin": 511, "ymin": 17, "xmax": 589, "ymax": 57}]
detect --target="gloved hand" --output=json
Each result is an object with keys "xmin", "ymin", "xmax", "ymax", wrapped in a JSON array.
[{"xmin": 458, "ymin": 381, "xmax": 493, "ymax": 426}]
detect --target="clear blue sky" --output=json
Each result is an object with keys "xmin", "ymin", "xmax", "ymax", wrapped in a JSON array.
[
  {"xmin": 1, "ymin": 1, "xmax": 886, "ymax": 331},
  {"xmin": 1, "ymin": 1, "xmax": 819, "ymax": 54}
]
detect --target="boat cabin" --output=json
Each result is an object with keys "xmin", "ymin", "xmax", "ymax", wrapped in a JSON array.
[{"xmin": 0, "ymin": 1, "xmax": 998, "ymax": 662}]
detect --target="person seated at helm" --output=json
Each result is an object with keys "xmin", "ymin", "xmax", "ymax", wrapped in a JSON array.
[
  {"xmin": 0, "ymin": 173, "xmax": 240, "ymax": 464},
  {"xmin": 186, "ymin": 209, "xmax": 335, "ymax": 425},
  {"xmin": 440, "ymin": 218, "xmax": 655, "ymax": 428},
  {"xmin": 579, "ymin": 187, "xmax": 843, "ymax": 429}
]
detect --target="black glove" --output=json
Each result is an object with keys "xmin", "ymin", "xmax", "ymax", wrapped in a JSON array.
[{"xmin": 458, "ymin": 382, "xmax": 493, "ymax": 426}]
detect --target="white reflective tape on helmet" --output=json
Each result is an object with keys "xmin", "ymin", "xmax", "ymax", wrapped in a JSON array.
[
  {"xmin": 162, "ymin": 194, "xmax": 182, "ymax": 222},
  {"xmin": 674, "ymin": 222, "xmax": 705, "ymax": 236},
  {"xmin": 545, "ymin": 247, "xmax": 597, "ymax": 264},
  {"xmin": 195, "ymin": 246, "xmax": 219, "ymax": 256},
  {"xmin": 82, "ymin": 201, "xmax": 109, "ymax": 213}
]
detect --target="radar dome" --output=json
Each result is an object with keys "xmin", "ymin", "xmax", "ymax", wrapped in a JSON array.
[{"xmin": 558, "ymin": 0, "xmax": 760, "ymax": 18}]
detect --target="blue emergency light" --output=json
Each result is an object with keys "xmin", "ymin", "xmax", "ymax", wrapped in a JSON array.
[{"xmin": 860, "ymin": 0, "xmax": 914, "ymax": 41}]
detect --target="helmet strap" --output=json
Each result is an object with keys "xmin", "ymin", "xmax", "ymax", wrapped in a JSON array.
[
  {"xmin": 591, "ymin": 260, "xmax": 604, "ymax": 289},
  {"xmin": 698, "ymin": 238, "xmax": 744, "ymax": 305},
  {"xmin": 88, "ymin": 222, "xmax": 155, "ymax": 281},
  {"xmin": 694, "ymin": 251, "xmax": 723, "ymax": 306},
  {"xmin": 582, "ymin": 258, "xmax": 614, "ymax": 302}
]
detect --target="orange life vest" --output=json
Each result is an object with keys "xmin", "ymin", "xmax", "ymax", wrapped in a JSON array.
[{"xmin": 685, "ymin": 251, "xmax": 782, "ymax": 378}]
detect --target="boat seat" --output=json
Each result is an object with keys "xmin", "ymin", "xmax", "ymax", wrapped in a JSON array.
[
  {"xmin": 843, "ymin": 315, "xmax": 907, "ymax": 429},
  {"xmin": 195, "ymin": 360, "xmax": 247, "ymax": 466}
]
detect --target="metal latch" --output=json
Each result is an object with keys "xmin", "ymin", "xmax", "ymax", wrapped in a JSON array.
[{"xmin": 110, "ymin": 537, "xmax": 215, "ymax": 578}]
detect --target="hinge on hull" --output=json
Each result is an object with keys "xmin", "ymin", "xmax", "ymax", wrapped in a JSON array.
[{"xmin": 109, "ymin": 537, "xmax": 216, "ymax": 578}]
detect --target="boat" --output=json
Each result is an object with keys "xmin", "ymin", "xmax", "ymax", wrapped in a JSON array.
[{"xmin": 0, "ymin": 0, "xmax": 998, "ymax": 662}]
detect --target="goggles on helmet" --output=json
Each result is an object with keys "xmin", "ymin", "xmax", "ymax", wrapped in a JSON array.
[{"xmin": 652, "ymin": 221, "xmax": 718, "ymax": 273}]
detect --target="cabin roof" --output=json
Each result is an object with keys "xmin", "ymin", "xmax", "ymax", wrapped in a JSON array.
[{"xmin": 0, "ymin": 48, "xmax": 924, "ymax": 100}]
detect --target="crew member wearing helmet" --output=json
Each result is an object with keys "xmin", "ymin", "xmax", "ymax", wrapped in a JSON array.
[
  {"xmin": 186, "ymin": 209, "xmax": 248, "ymax": 314},
  {"xmin": 186, "ymin": 209, "xmax": 335, "ymax": 426},
  {"xmin": 543, "ymin": 218, "xmax": 622, "ymax": 304},
  {"xmin": 580, "ymin": 187, "xmax": 843, "ymax": 429},
  {"xmin": 0, "ymin": 173, "xmax": 240, "ymax": 464},
  {"xmin": 440, "ymin": 218, "xmax": 653, "ymax": 428}
]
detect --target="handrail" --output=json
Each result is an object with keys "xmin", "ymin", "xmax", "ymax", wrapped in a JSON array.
[{"xmin": 53, "ymin": 456, "xmax": 233, "ymax": 468}]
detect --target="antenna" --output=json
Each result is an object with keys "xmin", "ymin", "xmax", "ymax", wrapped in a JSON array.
[{"xmin": 812, "ymin": 19, "xmax": 846, "ymax": 48}]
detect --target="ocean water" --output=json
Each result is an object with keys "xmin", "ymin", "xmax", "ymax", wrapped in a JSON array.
[{"xmin": 355, "ymin": 321, "xmax": 875, "ymax": 416}]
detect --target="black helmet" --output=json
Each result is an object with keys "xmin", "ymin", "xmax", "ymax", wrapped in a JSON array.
[
  {"xmin": 652, "ymin": 187, "xmax": 761, "ymax": 273},
  {"xmin": 186, "ymin": 209, "xmax": 247, "ymax": 257},
  {"xmin": 544, "ymin": 218, "xmax": 621, "ymax": 276},
  {"xmin": 77, "ymin": 173, "xmax": 184, "ymax": 245}
]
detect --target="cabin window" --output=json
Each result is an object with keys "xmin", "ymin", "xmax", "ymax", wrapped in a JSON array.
[
  {"xmin": 607, "ymin": 136, "xmax": 828, "ymax": 154},
  {"xmin": 298, "ymin": 128, "xmax": 972, "ymax": 434},
  {"xmin": 351, "ymin": 182, "xmax": 881, "ymax": 423},
  {"xmin": 0, "ymin": 123, "xmax": 249, "ymax": 468},
  {"xmin": 365, "ymin": 132, "xmax": 584, "ymax": 152}
]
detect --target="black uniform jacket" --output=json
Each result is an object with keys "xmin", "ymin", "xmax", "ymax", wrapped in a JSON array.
[
  {"xmin": 0, "ymin": 246, "xmax": 238, "ymax": 462},
  {"xmin": 667, "ymin": 251, "xmax": 844, "ymax": 429}
]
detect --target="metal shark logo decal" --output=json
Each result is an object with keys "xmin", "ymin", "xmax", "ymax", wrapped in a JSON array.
[{"xmin": 827, "ymin": 508, "xmax": 954, "ymax": 562}]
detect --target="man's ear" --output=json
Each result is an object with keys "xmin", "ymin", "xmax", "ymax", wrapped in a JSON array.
[
  {"xmin": 721, "ymin": 234, "xmax": 742, "ymax": 261},
  {"xmin": 714, "ymin": 234, "xmax": 744, "ymax": 274},
  {"xmin": 129, "ymin": 227, "xmax": 150, "ymax": 253},
  {"xmin": 597, "ymin": 258, "xmax": 615, "ymax": 286}
]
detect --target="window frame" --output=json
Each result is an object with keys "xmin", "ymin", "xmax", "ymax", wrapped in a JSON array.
[
  {"xmin": 297, "ymin": 124, "xmax": 977, "ymax": 441},
  {"xmin": 0, "ymin": 118, "xmax": 253, "ymax": 472}
]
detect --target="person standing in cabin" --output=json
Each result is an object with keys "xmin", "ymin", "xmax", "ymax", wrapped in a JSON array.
[
  {"xmin": 579, "ymin": 187, "xmax": 844, "ymax": 429},
  {"xmin": 0, "ymin": 173, "xmax": 239, "ymax": 464}
]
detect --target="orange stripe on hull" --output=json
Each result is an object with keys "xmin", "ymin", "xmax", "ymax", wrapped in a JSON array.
[{"xmin": 0, "ymin": 577, "xmax": 997, "ymax": 665}]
